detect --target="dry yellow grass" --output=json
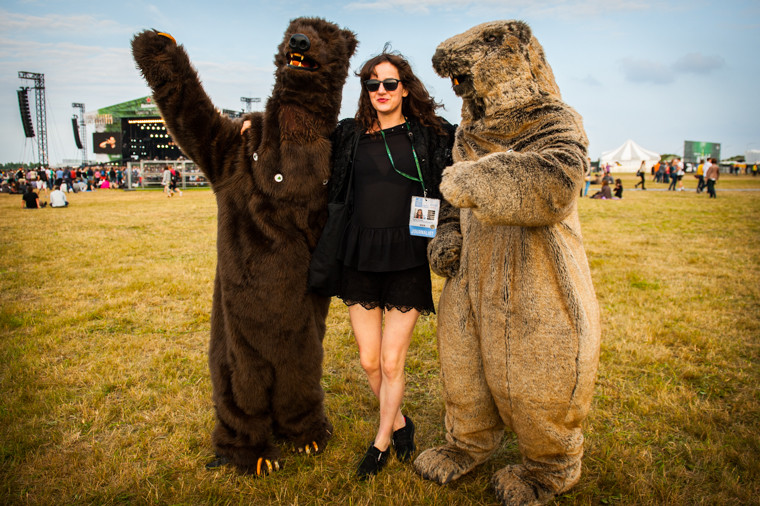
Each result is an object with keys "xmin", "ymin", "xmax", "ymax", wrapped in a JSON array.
[{"xmin": 1, "ymin": 179, "xmax": 759, "ymax": 505}]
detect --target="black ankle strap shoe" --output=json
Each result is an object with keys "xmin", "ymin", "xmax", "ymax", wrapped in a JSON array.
[
  {"xmin": 391, "ymin": 416, "xmax": 416, "ymax": 462},
  {"xmin": 356, "ymin": 443, "xmax": 390, "ymax": 480}
]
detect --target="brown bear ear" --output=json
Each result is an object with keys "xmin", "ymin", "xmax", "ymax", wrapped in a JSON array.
[
  {"xmin": 508, "ymin": 20, "xmax": 532, "ymax": 45},
  {"xmin": 342, "ymin": 29, "xmax": 358, "ymax": 57}
]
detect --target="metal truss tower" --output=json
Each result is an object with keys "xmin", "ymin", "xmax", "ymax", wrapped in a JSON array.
[
  {"xmin": 72, "ymin": 102, "xmax": 87, "ymax": 166},
  {"xmin": 240, "ymin": 96, "xmax": 261, "ymax": 113},
  {"xmin": 18, "ymin": 71, "xmax": 49, "ymax": 168}
]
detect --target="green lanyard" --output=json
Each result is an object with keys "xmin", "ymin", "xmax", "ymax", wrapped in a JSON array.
[{"xmin": 379, "ymin": 120, "xmax": 426, "ymax": 197}]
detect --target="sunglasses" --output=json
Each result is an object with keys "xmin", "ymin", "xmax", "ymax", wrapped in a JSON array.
[{"xmin": 364, "ymin": 78, "xmax": 402, "ymax": 92}]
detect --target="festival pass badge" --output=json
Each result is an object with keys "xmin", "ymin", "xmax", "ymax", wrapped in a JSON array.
[{"xmin": 409, "ymin": 196, "xmax": 440, "ymax": 238}]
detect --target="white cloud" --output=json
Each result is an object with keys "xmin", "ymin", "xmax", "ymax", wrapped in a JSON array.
[
  {"xmin": 673, "ymin": 53, "xmax": 725, "ymax": 75},
  {"xmin": 0, "ymin": 8, "xmax": 126, "ymax": 36},
  {"xmin": 620, "ymin": 58, "xmax": 675, "ymax": 85},
  {"xmin": 345, "ymin": 0, "xmax": 652, "ymax": 16},
  {"xmin": 579, "ymin": 74, "xmax": 602, "ymax": 86}
]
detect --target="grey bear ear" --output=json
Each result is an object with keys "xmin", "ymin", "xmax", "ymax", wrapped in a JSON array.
[{"xmin": 508, "ymin": 20, "xmax": 532, "ymax": 44}]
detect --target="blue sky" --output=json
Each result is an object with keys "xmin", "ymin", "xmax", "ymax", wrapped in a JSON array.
[{"xmin": 1, "ymin": 0, "xmax": 758, "ymax": 166}]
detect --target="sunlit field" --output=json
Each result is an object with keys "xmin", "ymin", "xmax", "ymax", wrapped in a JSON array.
[{"xmin": 2, "ymin": 173, "xmax": 759, "ymax": 505}]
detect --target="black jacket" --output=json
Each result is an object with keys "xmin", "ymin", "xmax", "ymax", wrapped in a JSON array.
[{"xmin": 327, "ymin": 117, "xmax": 457, "ymax": 205}]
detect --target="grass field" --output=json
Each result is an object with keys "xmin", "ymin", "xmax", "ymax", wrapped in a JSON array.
[{"xmin": 1, "ymin": 173, "xmax": 759, "ymax": 505}]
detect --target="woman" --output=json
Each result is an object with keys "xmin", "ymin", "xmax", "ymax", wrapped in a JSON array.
[
  {"xmin": 325, "ymin": 49, "xmax": 455, "ymax": 479},
  {"xmin": 634, "ymin": 160, "xmax": 646, "ymax": 190}
]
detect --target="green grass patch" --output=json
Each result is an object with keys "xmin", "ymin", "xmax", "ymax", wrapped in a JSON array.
[{"xmin": 1, "ymin": 179, "xmax": 759, "ymax": 504}]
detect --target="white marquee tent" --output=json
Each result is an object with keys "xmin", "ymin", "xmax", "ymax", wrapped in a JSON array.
[{"xmin": 600, "ymin": 139, "xmax": 661, "ymax": 173}]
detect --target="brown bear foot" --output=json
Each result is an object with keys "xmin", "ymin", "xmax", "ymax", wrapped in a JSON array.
[
  {"xmin": 286, "ymin": 419, "xmax": 332, "ymax": 457},
  {"xmin": 491, "ymin": 462, "xmax": 581, "ymax": 506},
  {"xmin": 286, "ymin": 422, "xmax": 332, "ymax": 456},
  {"xmin": 206, "ymin": 453, "xmax": 283, "ymax": 477},
  {"xmin": 413, "ymin": 444, "xmax": 479, "ymax": 484},
  {"xmin": 210, "ymin": 444, "xmax": 284, "ymax": 477}
]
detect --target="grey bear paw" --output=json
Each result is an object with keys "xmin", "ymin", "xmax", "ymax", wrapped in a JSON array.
[
  {"xmin": 492, "ymin": 465, "xmax": 544, "ymax": 505},
  {"xmin": 427, "ymin": 231, "xmax": 462, "ymax": 278},
  {"xmin": 413, "ymin": 445, "xmax": 477, "ymax": 484},
  {"xmin": 492, "ymin": 463, "xmax": 581, "ymax": 506}
]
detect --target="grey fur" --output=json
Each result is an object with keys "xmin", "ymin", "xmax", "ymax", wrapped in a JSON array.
[{"xmin": 416, "ymin": 20, "xmax": 601, "ymax": 506}]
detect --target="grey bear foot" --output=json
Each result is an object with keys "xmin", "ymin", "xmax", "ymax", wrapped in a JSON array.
[
  {"xmin": 491, "ymin": 463, "xmax": 581, "ymax": 506},
  {"xmin": 413, "ymin": 444, "xmax": 478, "ymax": 484}
]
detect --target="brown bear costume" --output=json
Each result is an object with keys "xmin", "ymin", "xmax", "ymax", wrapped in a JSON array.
[
  {"xmin": 413, "ymin": 21, "xmax": 601, "ymax": 505},
  {"xmin": 131, "ymin": 18, "xmax": 357, "ymax": 475}
]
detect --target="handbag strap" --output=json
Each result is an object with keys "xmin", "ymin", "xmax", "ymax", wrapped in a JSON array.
[{"xmin": 342, "ymin": 131, "xmax": 361, "ymax": 205}]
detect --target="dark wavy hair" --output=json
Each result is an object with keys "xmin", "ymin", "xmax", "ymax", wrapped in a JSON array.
[{"xmin": 355, "ymin": 45, "xmax": 445, "ymax": 134}]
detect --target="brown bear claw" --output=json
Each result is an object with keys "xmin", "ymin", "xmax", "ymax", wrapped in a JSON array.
[
  {"xmin": 255, "ymin": 457, "xmax": 282, "ymax": 476},
  {"xmin": 294, "ymin": 441, "xmax": 320, "ymax": 455}
]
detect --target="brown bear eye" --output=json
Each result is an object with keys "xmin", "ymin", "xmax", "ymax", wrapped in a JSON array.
[{"xmin": 485, "ymin": 34, "xmax": 498, "ymax": 43}]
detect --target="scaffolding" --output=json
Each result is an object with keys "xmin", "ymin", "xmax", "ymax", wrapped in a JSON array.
[{"xmin": 18, "ymin": 71, "xmax": 48, "ymax": 168}]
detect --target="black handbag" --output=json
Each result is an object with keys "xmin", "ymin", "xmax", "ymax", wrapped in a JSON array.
[{"xmin": 308, "ymin": 168, "xmax": 353, "ymax": 297}]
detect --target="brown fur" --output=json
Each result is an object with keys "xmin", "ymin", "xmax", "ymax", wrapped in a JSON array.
[
  {"xmin": 132, "ymin": 18, "xmax": 357, "ymax": 473},
  {"xmin": 414, "ymin": 21, "xmax": 601, "ymax": 505}
]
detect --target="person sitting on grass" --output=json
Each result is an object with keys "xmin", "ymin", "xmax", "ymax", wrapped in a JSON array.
[
  {"xmin": 22, "ymin": 184, "xmax": 45, "ymax": 209},
  {"xmin": 590, "ymin": 179, "xmax": 612, "ymax": 199},
  {"xmin": 613, "ymin": 178, "xmax": 623, "ymax": 199},
  {"xmin": 49, "ymin": 185, "xmax": 69, "ymax": 208}
]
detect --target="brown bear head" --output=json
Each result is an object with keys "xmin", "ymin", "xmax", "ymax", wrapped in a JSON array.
[
  {"xmin": 272, "ymin": 17, "xmax": 358, "ymax": 115},
  {"xmin": 432, "ymin": 20, "xmax": 561, "ymax": 120}
]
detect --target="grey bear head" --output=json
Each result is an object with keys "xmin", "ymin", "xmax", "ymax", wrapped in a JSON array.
[{"xmin": 432, "ymin": 20, "xmax": 561, "ymax": 119}]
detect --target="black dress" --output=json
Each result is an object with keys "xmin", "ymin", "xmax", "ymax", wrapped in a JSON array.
[{"xmin": 338, "ymin": 123, "xmax": 434, "ymax": 314}]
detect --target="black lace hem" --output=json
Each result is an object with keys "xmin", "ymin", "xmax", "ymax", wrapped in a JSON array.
[{"xmin": 339, "ymin": 297, "xmax": 434, "ymax": 316}]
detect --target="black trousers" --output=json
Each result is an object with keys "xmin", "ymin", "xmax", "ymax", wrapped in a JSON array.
[{"xmin": 706, "ymin": 179, "xmax": 716, "ymax": 198}]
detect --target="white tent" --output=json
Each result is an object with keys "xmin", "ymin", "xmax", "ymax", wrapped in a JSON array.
[
  {"xmin": 599, "ymin": 139, "xmax": 660, "ymax": 173},
  {"xmin": 745, "ymin": 150, "xmax": 760, "ymax": 164}
]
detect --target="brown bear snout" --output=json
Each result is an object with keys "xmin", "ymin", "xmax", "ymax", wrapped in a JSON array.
[{"xmin": 289, "ymin": 33, "xmax": 311, "ymax": 52}]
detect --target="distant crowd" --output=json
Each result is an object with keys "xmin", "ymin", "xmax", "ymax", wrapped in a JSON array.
[
  {"xmin": 2, "ymin": 165, "xmax": 143, "ymax": 209},
  {"xmin": 648, "ymin": 158, "xmax": 724, "ymax": 197},
  {"xmin": 1, "ymin": 166, "xmax": 141, "ymax": 195},
  {"xmin": 581, "ymin": 156, "xmax": 749, "ymax": 201}
]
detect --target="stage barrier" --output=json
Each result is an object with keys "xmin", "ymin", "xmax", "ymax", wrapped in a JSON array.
[{"xmin": 125, "ymin": 160, "xmax": 209, "ymax": 190}]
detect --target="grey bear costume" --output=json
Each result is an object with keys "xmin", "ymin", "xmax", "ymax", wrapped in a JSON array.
[{"xmin": 414, "ymin": 21, "xmax": 602, "ymax": 505}]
